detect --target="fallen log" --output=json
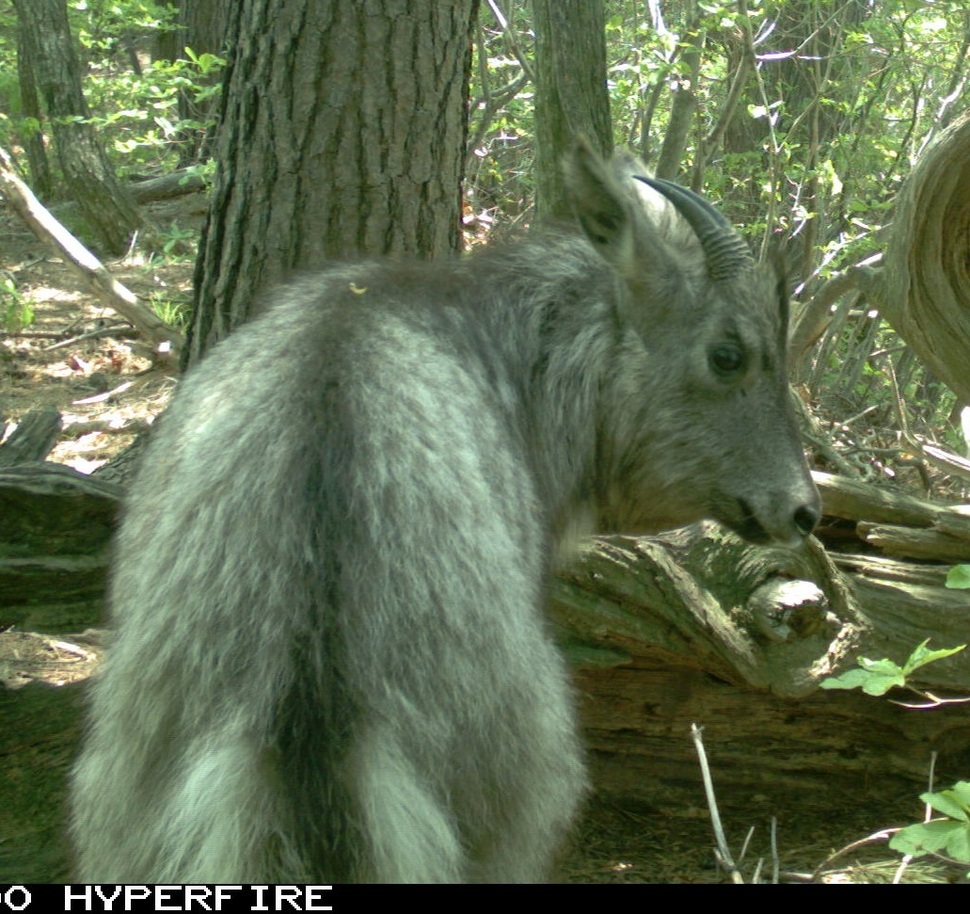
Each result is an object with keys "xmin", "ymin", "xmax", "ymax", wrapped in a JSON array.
[
  {"xmin": 0, "ymin": 406, "xmax": 61, "ymax": 467},
  {"xmin": 130, "ymin": 169, "xmax": 207, "ymax": 204},
  {"xmin": 856, "ymin": 521, "xmax": 970, "ymax": 563},
  {"xmin": 0, "ymin": 450, "xmax": 122, "ymax": 632}
]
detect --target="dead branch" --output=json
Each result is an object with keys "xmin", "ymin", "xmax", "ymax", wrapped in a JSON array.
[{"xmin": 0, "ymin": 145, "xmax": 182, "ymax": 366}]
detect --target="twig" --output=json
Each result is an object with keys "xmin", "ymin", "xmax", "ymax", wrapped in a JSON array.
[
  {"xmin": 840, "ymin": 404, "xmax": 882, "ymax": 428},
  {"xmin": 45, "ymin": 639, "xmax": 94, "ymax": 660},
  {"xmin": 690, "ymin": 722, "xmax": 744, "ymax": 883},
  {"xmin": 810, "ymin": 827, "xmax": 899, "ymax": 881},
  {"xmin": 751, "ymin": 856, "xmax": 764, "ymax": 884},
  {"xmin": 72, "ymin": 380, "xmax": 135, "ymax": 406},
  {"xmin": 771, "ymin": 816, "xmax": 780, "ymax": 885},
  {"xmin": 737, "ymin": 825, "xmax": 755, "ymax": 866},
  {"xmin": 0, "ymin": 330, "xmax": 71, "ymax": 340},
  {"xmin": 484, "ymin": 0, "xmax": 535, "ymax": 82},
  {"xmin": 891, "ymin": 691, "xmax": 970, "ymax": 710},
  {"xmin": 44, "ymin": 322, "xmax": 135, "ymax": 351}
]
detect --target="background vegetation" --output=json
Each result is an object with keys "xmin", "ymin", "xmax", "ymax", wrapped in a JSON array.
[{"xmin": 2, "ymin": 0, "xmax": 969, "ymax": 475}]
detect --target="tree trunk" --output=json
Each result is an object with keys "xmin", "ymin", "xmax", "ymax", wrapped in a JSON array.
[
  {"xmin": 16, "ymin": 27, "xmax": 53, "ymax": 200},
  {"xmin": 12, "ymin": 0, "xmax": 145, "ymax": 256},
  {"xmin": 654, "ymin": 25, "xmax": 702, "ymax": 181},
  {"xmin": 882, "ymin": 110, "xmax": 970, "ymax": 405},
  {"xmin": 531, "ymin": 0, "xmax": 612, "ymax": 219},
  {"xmin": 186, "ymin": 0, "xmax": 479, "ymax": 366},
  {"xmin": 153, "ymin": 0, "xmax": 230, "ymax": 166}
]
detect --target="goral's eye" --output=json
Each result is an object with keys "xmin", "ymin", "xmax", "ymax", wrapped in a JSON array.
[{"xmin": 708, "ymin": 342, "xmax": 745, "ymax": 377}]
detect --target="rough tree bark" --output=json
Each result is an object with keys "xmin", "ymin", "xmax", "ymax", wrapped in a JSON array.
[
  {"xmin": 793, "ymin": 110, "xmax": 970, "ymax": 408},
  {"xmin": 882, "ymin": 110, "xmax": 970, "ymax": 405},
  {"xmin": 654, "ymin": 24, "xmax": 702, "ymax": 181},
  {"xmin": 16, "ymin": 26, "xmax": 53, "ymax": 200},
  {"xmin": 531, "ymin": 0, "xmax": 613, "ymax": 219},
  {"xmin": 187, "ymin": 0, "xmax": 479, "ymax": 366},
  {"xmin": 12, "ymin": 0, "xmax": 145, "ymax": 255}
]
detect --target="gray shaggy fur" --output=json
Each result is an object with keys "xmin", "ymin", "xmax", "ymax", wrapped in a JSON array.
[{"xmin": 71, "ymin": 145, "xmax": 819, "ymax": 883}]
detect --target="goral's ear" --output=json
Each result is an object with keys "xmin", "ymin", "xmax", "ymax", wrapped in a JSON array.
[
  {"xmin": 767, "ymin": 241, "xmax": 797, "ymax": 332},
  {"xmin": 563, "ymin": 139, "xmax": 636, "ymax": 273},
  {"xmin": 766, "ymin": 235, "xmax": 798, "ymax": 284},
  {"xmin": 766, "ymin": 238, "xmax": 795, "ymax": 331}
]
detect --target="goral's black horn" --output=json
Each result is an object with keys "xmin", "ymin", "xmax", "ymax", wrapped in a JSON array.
[{"xmin": 633, "ymin": 175, "xmax": 754, "ymax": 281}]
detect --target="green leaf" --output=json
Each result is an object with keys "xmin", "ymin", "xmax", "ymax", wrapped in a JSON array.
[
  {"xmin": 890, "ymin": 819, "xmax": 970, "ymax": 860},
  {"xmin": 893, "ymin": 784, "xmax": 970, "ymax": 863},
  {"xmin": 903, "ymin": 639, "xmax": 966, "ymax": 675},
  {"xmin": 946, "ymin": 565, "xmax": 970, "ymax": 589},
  {"xmin": 948, "ymin": 828, "xmax": 970, "ymax": 862},
  {"xmin": 857, "ymin": 656, "xmax": 904, "ymax": 675},
  {"xmin": 819, "ymin": 665, "xmax": 904, "ymax": 696},
  {"xmin": 921, "ymin": 782, "xmax": 970, "ymax": 822},
  {"xmin": 821, "ymin": 642, "xmax": 965, "ymax": 695}
]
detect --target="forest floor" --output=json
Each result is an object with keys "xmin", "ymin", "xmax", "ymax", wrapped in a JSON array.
[{"xmin": 0, "ymin": 200, "xmax": 962, "ymax": 884}]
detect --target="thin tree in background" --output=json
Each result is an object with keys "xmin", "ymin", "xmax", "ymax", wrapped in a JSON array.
[
  {"xmin": 153, "ymin": 0, "xmax": 229, "ymax": 165},
  {"xmin": 13, "ymin": 0, "xmax": 145, "ymax": 255},
  {"xmin": 531, "ymin": 0, "xmax": 612, "ymax": 219}
]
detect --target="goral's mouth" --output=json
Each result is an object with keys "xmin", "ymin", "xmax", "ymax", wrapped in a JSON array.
[
  {"xmin": 716, "ymin": 497, "xmax": 816, "ymax": 548},
  {"xmin": 729, "ymin": 499, "xmax": 773, "ymax": 544}
]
